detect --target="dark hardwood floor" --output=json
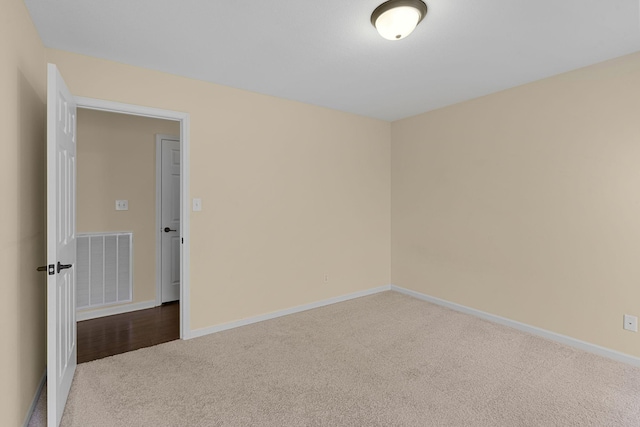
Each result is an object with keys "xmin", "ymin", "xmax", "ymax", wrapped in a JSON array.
[{"xmin": 77, "ymin": 302, "xmax": 179, "ymax": 364}]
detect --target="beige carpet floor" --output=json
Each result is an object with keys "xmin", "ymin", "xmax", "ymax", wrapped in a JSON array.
[{"xmin": 29, "ymin": 291, "xmax": 640, "ymax": 426}]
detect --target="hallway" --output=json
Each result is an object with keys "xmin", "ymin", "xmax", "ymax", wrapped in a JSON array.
[{"xmin": 77, "ymin": 302, "xmax": 179, "ymax": 363}]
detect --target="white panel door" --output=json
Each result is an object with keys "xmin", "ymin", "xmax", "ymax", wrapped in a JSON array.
[
  {"xmin": 161, "ymin": 138, "xmax": 180, "ymax": 303},
  {"xmin": 46, "ymin": 64, "xmax": 77, "ymax": 427}
]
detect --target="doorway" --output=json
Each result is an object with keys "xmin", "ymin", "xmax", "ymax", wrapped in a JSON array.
[
  {"xmin": 74, "ymin": 110, "xmax": 182, "ymax": 363},
  {"xmin": 75, "ymin": 96, "xmax": 191, "ymax": 339}
]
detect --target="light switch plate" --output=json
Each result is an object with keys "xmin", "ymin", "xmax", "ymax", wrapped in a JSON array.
[
  {"xmin": 192, "ymin": 198, "xmax": 202, "ymax": 212},
  {"xmin": 115, "ymin": 200, "xmax": 129, "ymax": 211}
]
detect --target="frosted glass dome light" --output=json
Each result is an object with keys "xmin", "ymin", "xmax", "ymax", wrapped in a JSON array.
[{"xmin": 371, "ymin": 0, "xmax": 428, "ymax": 41}]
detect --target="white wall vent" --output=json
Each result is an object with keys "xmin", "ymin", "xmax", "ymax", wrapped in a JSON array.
[{"xmin": 77, "ymin": 232, "xmax": 133, "ymax": 310}]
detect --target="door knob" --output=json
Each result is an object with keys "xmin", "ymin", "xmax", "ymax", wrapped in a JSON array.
[{"xmin": 164, "ymin": 227, "xmax": 177, "ymax": 233}]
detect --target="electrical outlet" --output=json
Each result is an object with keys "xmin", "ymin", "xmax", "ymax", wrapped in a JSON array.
[
  {"xmin": 115, "ymin": 200, "xmax": 128, "ymax": 211},
  {"xmin": 323, "ymin": 274, "xmax": 329, "ymax": 283},
  {"xmin": 623, "ymin": 314, "xmax": 638, "ymax": 332},
  {"xmin": 192, "ymin": 198, "xmax": 202, "ymax": 212}
]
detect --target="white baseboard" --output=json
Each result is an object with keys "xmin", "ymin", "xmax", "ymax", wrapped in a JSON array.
[
  {"xmin": 23, "ymin": 369, "xmax": 46, "ymax": 427},
  {"xmin": 77, "ymin": 300, "xmax": 157, "ymax": 321},
  {"xmin": 391, "ymin": 285, "xmax": 640, "ymax": 368},
  {"xmin": 188, "ymin": 285, "xmax": 392, "ymax": 339}
]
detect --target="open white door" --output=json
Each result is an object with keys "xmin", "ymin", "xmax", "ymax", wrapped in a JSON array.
[
  {"xmin": 160, "ymin": 137, "xmax": 181, "ymax": 303},
  {"xmin": 46, "ymin": 63, "xmax": 77, "ymax": 427}
]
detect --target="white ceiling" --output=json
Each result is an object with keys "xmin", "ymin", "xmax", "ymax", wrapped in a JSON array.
[{"xmin": 25, "ymin": 0, "xmax": 640, "ymax": 121}]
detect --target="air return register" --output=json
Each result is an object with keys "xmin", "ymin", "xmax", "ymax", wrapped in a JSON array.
[{"xmin": 76, "ymin": 232, "xmax": 133, "ymax": 309}]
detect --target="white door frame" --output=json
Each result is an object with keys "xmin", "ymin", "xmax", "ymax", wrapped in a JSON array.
[
  {"xmin": 75, "ymin": 96, "xmax": 191, "ymax": 339},
  {"xmin": 155, "ymin": 134, "xmax": 180, "ymax": 306}
]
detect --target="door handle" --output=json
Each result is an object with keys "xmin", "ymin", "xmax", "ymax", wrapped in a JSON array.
[
  {"xmin": 164, "ymin": 227, "xmax": 177, "ymax": 233},
  {"xmin": 37, "ymin": 264, "xmax": 55, "ymax": 275},
  {"xmin": 57, "ymin": 262, "xmax": 73, "ymax": 274}
]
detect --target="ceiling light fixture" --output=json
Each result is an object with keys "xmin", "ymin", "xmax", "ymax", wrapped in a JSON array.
[{"xmin": 371, "ymin": 0, "xmax": 427, "ymax": 41}]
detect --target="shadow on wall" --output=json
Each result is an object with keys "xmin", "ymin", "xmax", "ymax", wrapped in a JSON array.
[{"xmin": 16, "ymin": 68, "xmax": 47, "ymax": 420}]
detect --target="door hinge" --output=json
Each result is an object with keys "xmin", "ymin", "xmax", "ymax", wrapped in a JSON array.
[{"xmin": 181, "ymin": 238, "xmax": 184, "ymax": 244}]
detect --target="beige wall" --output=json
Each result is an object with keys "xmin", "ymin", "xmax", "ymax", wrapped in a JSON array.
[
  {"xmin": 0, "ymin": 0, "xmax": 46, "ymax": 425},
  {"xmin": 392, "ymin": 52, "xmax": 640, "ymax": 358},
  {"xmin": 48, "ymin": 49, "xmax": 392, "ymax": 330},
  {"xmin": 76, "ymin": 109, "xmax": 179, "ymax": 312}
]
